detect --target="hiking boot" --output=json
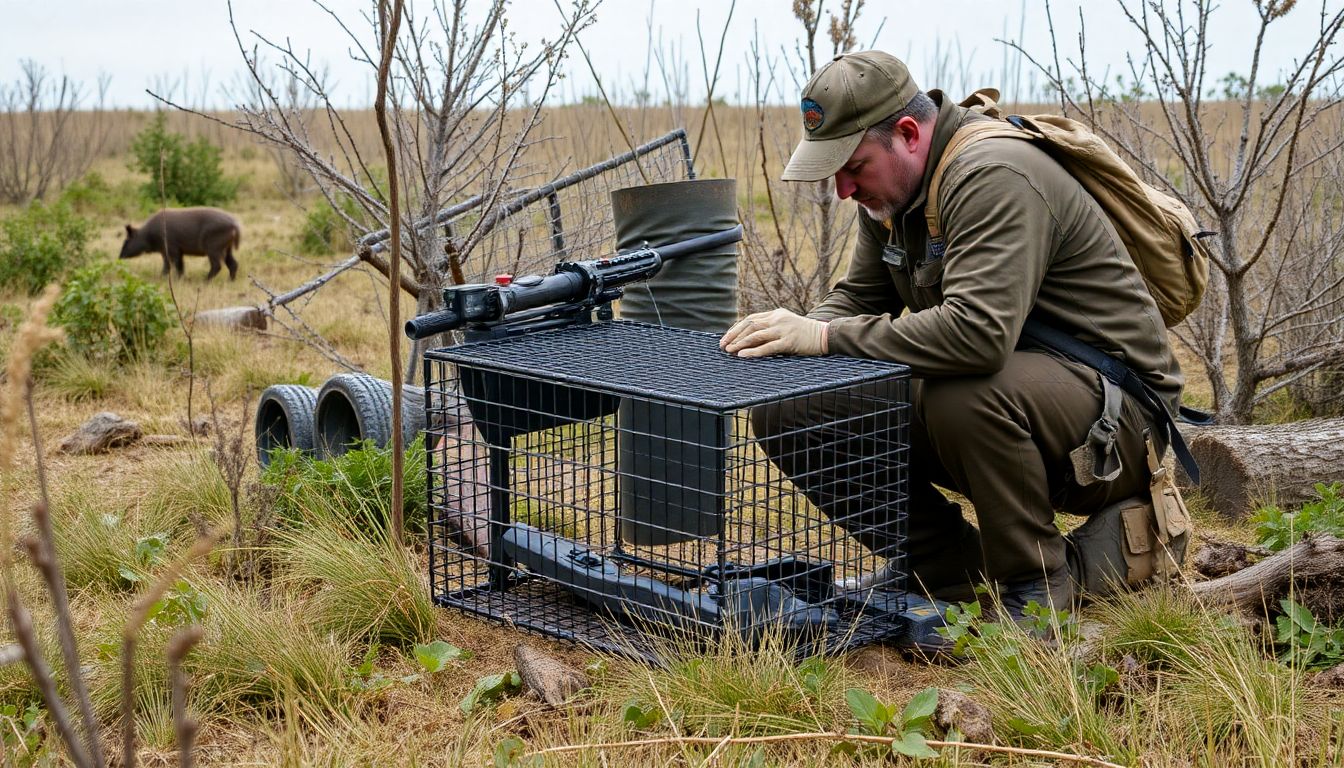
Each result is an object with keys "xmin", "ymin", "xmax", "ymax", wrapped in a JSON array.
[{"xmin": 997, "ymin": 564, "xmax": 1075, "ymax": 625}]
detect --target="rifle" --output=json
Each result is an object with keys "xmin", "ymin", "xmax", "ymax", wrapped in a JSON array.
[{"xmin": 405, "ymin": 225, "xmax": 744, "ymax": 340}]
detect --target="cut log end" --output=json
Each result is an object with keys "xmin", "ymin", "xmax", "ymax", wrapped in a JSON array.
[
  {"xmin": 194, "ymin": 306, "xmax": 267, "ymax": 331},
  {"xmin": 1180, "ymin": 418, "xmax": 1344, "ymax": 519}
]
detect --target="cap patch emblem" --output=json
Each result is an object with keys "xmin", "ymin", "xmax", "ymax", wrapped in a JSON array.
[{"xmin": 801, "ymin": 98, "xmax": 824, "ymax": 132}]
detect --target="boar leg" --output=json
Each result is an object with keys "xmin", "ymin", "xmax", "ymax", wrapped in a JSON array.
[
  {"xmin": 224, "ymin": 248, "xmax": 239, "ymax": 280},
  {"xmin": 204, "ymin": 250, "xmax": 222, "ymax": 280}
]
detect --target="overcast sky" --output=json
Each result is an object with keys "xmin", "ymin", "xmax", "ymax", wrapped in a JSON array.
[{"xmin": 0, "ymin": 0, "xmax": 1335, "ymax": 109}]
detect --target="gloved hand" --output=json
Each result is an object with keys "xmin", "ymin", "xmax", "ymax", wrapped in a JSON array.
[{"xmin": 720, "ymin": 308, "xmax": 829, "ymax": 358}]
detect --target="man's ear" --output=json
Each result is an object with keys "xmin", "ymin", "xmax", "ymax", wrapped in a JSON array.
[{"xmin": 895, "ymin": 116, "xmax": 923, "ymax": 152}]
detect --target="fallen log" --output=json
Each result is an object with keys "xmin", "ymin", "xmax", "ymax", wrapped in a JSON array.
[
  {"xmin": 194, "ymin": 306, "xmax": 267, "ymax": 331},
  {"xmin": 1179, "ymin": 417, "xmax": 1344, "ymax": 518},
  {"xmin": 1189, "ymin": 534, "xmax": 1344, "ymax": 618}
]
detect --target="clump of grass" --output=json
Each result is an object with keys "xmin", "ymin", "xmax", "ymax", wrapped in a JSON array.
[
  {"xmin": 1149, "ymin": 607, "xmax": 1320, "ymax": 762},
  {"xmin": 138, "ymin": 449, "xmax": 236, "ymax": 532},
  {"xmin": 41, "ymin": 349, "xmax": 118, "ymax": 402},
  {"xmin": 190, "ymin": 581, "xmax": 354, "ymax": 717},
  {"xmin": 1091, "ymin": 587, "xmax": 1328, "ymax": 763},
  {"xmin": 598, "ymin": 624, "xmax": 850, "ymax": 739},
  {"xmin": 278, "ymin": 515, "xmax": 436, "ymax": 647},
  {"xmin": 956, "ymin": 612, "xmax": 1132, "ymax": 763},
  {"xmin": 50, "ymin": 501, "xmax": 140, "ymax": 593},
  {"xmin": 1096, "ymin": 587, "xmax": 1237, "ymax": 669}
]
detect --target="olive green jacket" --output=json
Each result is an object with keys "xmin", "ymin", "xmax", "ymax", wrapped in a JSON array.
[{"xmin": 811, "ymin": 91, "xmax": 1183, "ymax": 408}]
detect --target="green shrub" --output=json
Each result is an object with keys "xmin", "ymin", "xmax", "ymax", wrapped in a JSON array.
[
  {"xmin": 0, "ymin": 200, "xmax": 92, "ymax": 295},
  {"xmin": 261, "ymin": 435, "xmax": 428, "ymax": 535},
  {"xmin": 298, "ymin": 201, "xmax": 348, "ymax": 255},
  {"xmin": 130, "ymin": 113, "xmax": 237, "ymax": 206},
  {"xmin": 59, "ymin": 171, "xmax": 142, "ymax": 219},
  {"xmin": 1251, "ymin": 482, "xmax": 1344, "ymax": 551},
  {"xmin": 52, "ymin": 261, "xmax": 172, "ymax": 362}
]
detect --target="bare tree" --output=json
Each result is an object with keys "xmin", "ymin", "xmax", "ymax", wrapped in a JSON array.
[
  {"xmin": 207, "ymin": 0, "xmax": 596, "ymax": 370},
  {"xmin": 1012, "ymin": 0, "xmax": 1344, "ymax": 423},
  {"xmin": 737, "ymin": 1, "xmax": 868, "ymax": 314},
  {"xmin": 0, "ymin": 60, "xmax": 110, "ymax": 204}
]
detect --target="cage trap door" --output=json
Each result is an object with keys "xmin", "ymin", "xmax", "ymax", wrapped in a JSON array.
[{"xmin": 618, "ymin": 400, "xmax": 728, "ymax": 545}]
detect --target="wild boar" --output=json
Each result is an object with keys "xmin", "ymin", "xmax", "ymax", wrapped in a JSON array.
[{"xmin": 120, "ymin": 207, "xmax": 242, "ymax": 281}]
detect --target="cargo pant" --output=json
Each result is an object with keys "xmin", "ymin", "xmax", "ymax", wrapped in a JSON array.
[{"xmin": 750, "ymin": 349, "xmax": 1161, "ymax": 597}]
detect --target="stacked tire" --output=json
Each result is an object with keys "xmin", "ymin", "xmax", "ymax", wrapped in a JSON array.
[
  {"xmin": 314, "ymin": 373, "xmax": 425, "ymax": 459},
  {"xmin": 253, "ymin": 373, "xmax": 425, "ymax": 466},
  {"xmin": 254, "ymin": 384, "xmax": 319, "ymax": 467}
]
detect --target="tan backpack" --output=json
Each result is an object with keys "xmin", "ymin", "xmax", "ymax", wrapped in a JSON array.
[{"xmin": 926, "ymin": 89, "xmax": 1212, "ymax": 327}]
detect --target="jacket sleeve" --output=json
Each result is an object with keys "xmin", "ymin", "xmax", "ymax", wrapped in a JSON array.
[
  {"xmin": 823, "ymin": 161, "xmax": 1060, "ymax": 375},
  {"xmin": 806, "ymin": 216, "xmax": 907, "ymax": 321}
]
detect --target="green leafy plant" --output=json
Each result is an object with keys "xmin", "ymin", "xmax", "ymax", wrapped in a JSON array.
[
  {"xmin": 0, "ymin": 199, "xmax": 92, "ymax": 295},
  {"xmin": 130, "ymin": 112, "xmax": 237, "ymax": 206},
  {"xmin": 461, "ymin": 672, "xmax": 522, "ymax": 714},
  {"xmin": 413, "ymin": 640, "xmax": 470, "ymax": 674},
  {"xmin": 261, "ymin": 435, "xmax": 428, "ymax": 534},
  {"xmin": 297, "ymin": 195, "xmax": 365, "ymax": 255},
  {"xmin": 118, "ymin": 531, "xmax": 169, "ymax": 585},
  {"xmin": 145, "ymin": 580, "xmax": 208, "ymax": 627},
  {"xmin": 620, "ymin": 698, "xmax": 663, "ymax": 729},
  {"xmin": 843, "ymin": 687, "xmax": 940, "ymax": 758},
  {"xmin": 1252, "ymin": 483, "xmax": 1344, "ymax": 551},
  {"xmin": 1275, "ymin": 599, "xmax": 1344, "ymax": 670},
  {"xmin": 51, "ymin": 261, "xmax": 172, "ymax": 362},
  {"xmin": 59, "ymin": 171, "xmax": 140, "ymax": 218},
  {"xmin": 0, "ymin": 702, "xmax": 45, "ymax": 765},
  {"xmin": 492, "ymin": 736, "xmax": 541, "ymax": 768}
]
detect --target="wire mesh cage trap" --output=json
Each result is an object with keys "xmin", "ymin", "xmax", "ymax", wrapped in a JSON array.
[{"xmin": 424, "ymin": 321, "xmax": 919, "ymax": 659}]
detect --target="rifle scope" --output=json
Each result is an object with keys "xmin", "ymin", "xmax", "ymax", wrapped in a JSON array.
[{"xmin": 404, "ymin": 225, "xmax": 742, "ymax": 340}]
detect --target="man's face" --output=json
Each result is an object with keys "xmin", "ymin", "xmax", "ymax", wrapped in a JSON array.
[{"xmin": 832, "ymin": 119, "xmax": 926, "ymax": 222}]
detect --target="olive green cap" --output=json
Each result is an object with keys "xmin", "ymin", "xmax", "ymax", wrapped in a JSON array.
[{"xmin": 783, "ymin": 51, "xmax": 920, "ymax": 182}]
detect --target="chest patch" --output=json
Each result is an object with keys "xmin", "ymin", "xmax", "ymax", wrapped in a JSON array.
[{"xmin": 927, "ymin": 236, "xmax": 946, "ymax": 261}]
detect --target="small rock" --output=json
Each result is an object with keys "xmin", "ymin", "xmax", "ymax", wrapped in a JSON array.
[
  {"xmin": 934, "ymin": 688, "xmax": 994, "ymax": 744},
  {"xmin": 1307, "ymin": 663, "xmax": 1344, "ymax": 689},
  {"xmin": 1192, "ymin": 538, "xmax": 1258, "ymax": 578},
  {"xmin": 59, "ymin": 412, "xmax": 142, "ymax": 455}
]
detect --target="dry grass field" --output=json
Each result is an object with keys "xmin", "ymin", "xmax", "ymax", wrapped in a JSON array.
[{"xmin": 1, "ymin": 102, "xmax": 1341, "ymax": 766}]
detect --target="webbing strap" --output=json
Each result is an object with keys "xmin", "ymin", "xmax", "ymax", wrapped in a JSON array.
[
  {"xmin": 1021, "ymin": 318, "xmax": 1200, "ymax": 484},
  {"xmin": 926, "ymin": 122, "xmax": 1029, "ymax": 239}
]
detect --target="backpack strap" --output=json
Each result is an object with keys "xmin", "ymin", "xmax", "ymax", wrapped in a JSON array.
[
  {"xmin": 1020, "ymin": 317, "xmax": 1200, "ymax": 485},
  {"xmin": 925, "ymin": 121, "xmax": 1032, "ymax": 240}
]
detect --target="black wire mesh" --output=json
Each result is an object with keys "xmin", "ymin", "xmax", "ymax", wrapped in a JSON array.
[
  {"xmin": 458, "ymin": 132, "xmax": 694, "ymax": 282},
  {"xmin": 424, "ymin": 321, "xmax": 913, "ymax": 660}
]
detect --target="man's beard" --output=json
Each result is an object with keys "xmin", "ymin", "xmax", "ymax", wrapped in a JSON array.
[{"xmin": 860, "ymin": 200, "xmax": 897, "ymax": 222}]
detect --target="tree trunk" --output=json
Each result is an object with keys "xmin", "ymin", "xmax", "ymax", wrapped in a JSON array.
[{"xmin": 1179, "ymin": 417, "xmax": 1344, "ymax": 518}]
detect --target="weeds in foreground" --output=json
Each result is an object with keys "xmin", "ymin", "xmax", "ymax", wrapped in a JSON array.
[{"xmin": 278, "ymin": 516, "xmax": 436, "ymax": 647}]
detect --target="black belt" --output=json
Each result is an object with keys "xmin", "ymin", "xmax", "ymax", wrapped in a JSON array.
[{"xmin": 1020, "ymin": 318, "xmax": 1200, "ymax": 485}]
